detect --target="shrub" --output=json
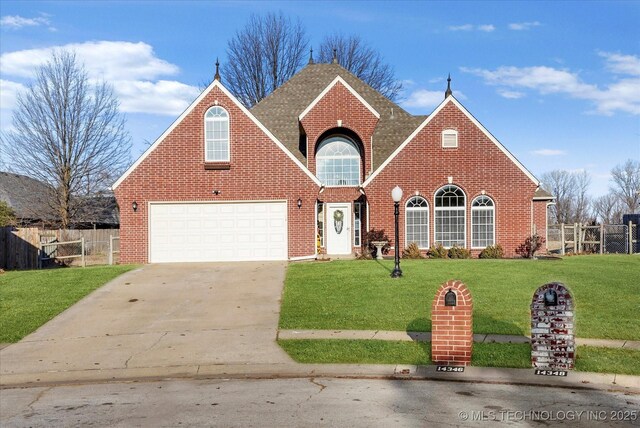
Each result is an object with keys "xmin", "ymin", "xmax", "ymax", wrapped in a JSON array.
[
  {"xmin": 427, "ymin": 243, "xmax": 448, "ymax": 259},
  {"xmin": 402, "ymin": 242, "xmax": 425, "ymax": 259},
  {"xmin": 479, "ymin": 244, "xmax": 504, "ymax": 259},
  {"xmin": 355, "ymin": 250, "xmax": 373, "ymax": 260},
  {"xmin": 448, "ymin": 244, "xmax": 471, "ymax": 259},
  {"xmin": 364, "ymin": 228, "xmax": 391, "ymax": 257},
  {"xmin": 516, "ymin": 234, "xmax": 545, "ymax": 259}
]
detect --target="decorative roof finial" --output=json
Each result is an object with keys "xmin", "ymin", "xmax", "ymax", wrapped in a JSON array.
[
  {"xmin": 214, "ymin": 58, "xmax": 221, "ymax": 81},
  {"xmin": 308, "ymin": 47, "xmax": 314, "ymax": 65},
  {"xmin": 332, "ymin": 48, "xmax": 338, "ymax": 64},
  {"xmin": 445, "ymin": 73, "xmax": 452, "ymax": 98}
]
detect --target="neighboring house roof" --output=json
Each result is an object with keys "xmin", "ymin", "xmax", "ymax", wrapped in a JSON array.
[
  {"xmin": 251, "ymin": 63, "xmax": 426, "ymax": 171},
  {"xmin": 74, "ymin": 194, "xmax": 120, "ymax": 226},
  {"xmin": 0, "ymin": 171, "xmax": 54, "ymax": 222}
]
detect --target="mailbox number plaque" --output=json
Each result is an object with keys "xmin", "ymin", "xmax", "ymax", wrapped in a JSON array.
[
  {"xmin": 534, "ymin": 369, "xmax": 567, "ymax": 377},
  {"xmin": 436, "ymin": 366, "xmax": 464, "ymax": 373}
]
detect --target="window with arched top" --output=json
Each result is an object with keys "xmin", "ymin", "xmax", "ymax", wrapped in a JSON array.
[
  {"xmin": 316, "ymin": 136, "xmax": 361, "ymax": 186},
  {"xmin": 471, "ymin": 195, "xmax": 495, "ymax": 248},
  {"xmin": 434, "ymin": 185, "xmax": 466, "ymax": 247},
  {"xmin": 204, "ymin": 106, "xmax": 229, "ymax": 161},
  {"xmin": 405, "ymin": 196, "xmax": 429, "ymax": 249}
]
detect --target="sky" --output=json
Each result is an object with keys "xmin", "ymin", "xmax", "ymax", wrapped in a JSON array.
[{"xmin": 1, "ymin": 0, "xmax": 639, "ymax": 196}]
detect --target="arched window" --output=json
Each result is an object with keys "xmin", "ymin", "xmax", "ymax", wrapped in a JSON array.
[
  {"xmin": 471, "ymin": 196, "xmax": 495, "ymax": 248},
  {"xmin": 405, "ymin": 196, "xmax": 429, "ymax": 249},
  {"xmin": 205, "ymin": 106, "xmax": 229, "ymax": 161},
  {"xmin": 434, "ymin": 185, "xmax": 466, "ymax": 247},
  {"xmin": 316, "ymin": 136, "xmax": 360, "ymax": 186}
]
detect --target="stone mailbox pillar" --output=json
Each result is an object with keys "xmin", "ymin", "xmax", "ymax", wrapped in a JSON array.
[
  {"xmin": 531, "ymin": 282, "xmax": 575, "ymax": 370},
  {"xmin": 431, "ymin": 280, "xmax": 473, "ymax": 366}
]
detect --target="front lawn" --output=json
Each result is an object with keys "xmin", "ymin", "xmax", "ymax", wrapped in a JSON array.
[
  {"xmin": 0, "ymin": 265, "xmax": 137, "ymax": 343},
  {"xmin": 279, "ymin": 340, "xmax": 640, "ymax": 375},
  {"xmin": 280, "ymin": 255, "xmax": 640, "ymax": 340}
]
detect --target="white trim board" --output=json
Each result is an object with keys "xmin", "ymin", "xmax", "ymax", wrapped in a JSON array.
[
  {"xmin": 362, "ymin": 96, "xmax": 540, "ymax": 187},
  {"xmin": 298, "ymin": 76, "xmax": 380, "ymax": 120},
  {"xmin": 113, "ymin": 80, "xmax": 321, "ymax": 190}
]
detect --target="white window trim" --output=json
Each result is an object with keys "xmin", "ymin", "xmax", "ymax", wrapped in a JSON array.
[
  {"xmin": 434, "ymin": 185, "xmax": 466, "ymax": 249},
  {"xmin": 471, "ymin": 196, "xmax": 496, "ymax": 249},
  {"xmin": 204, "ymin": 106, "xmax": 230, "ymax": 162},
  {"xmin": 442, "ymin": 129, "xmax": 458, "ymax": 148},
  {"xmin": 405, "ymin": 196, "xmax": 430, "ymax": 249},
  {"xmin": 316, "ymin": 136, "xmax": 361, "ymax": 187}
]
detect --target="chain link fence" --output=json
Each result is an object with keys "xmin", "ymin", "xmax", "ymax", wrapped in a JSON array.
[{"xmin": 547, "ymin": 223, "xmax": 637, "ymax": 255}]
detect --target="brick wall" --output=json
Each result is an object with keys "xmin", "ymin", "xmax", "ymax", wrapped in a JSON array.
[
  {"xmin": 114, "ymin": 85, "xmax": 319, "ymax": 263},
  {"xmin": 431, "ymin": 280, "xmax": 473, "ymax": 366},
  {"xmin": 365, "ymin": 101, "xmax": 539, "ymax": 257}
]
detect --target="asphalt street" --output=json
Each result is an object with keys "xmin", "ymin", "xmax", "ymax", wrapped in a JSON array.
[{"xmin": 2, "ymin": 377, "xmax": 639, "ymax": 427}]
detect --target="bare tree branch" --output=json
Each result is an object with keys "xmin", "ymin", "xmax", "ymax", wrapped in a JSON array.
[
  {"xmin": 592, "ymin": 194, "xmax": 624, "ymax": 224},
  {"xmin": 1, "ymin": 50, "xmax": 131, "ymax": 228},
  {"xmin": 223, "ymin": 12, "xmax": 308, "ymax": 108},
  {"xmin": 542, "ymin": 170, "xmax": 592, "ymax": 224},
  {"xmin": 318, "ymin": 33, "xmax": 403, "ymax": 101},
  {"xmin": 610, "ymin": 159, "xmax": 640, "ymax": 213}
]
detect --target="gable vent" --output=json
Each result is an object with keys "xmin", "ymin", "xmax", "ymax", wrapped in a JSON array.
[{"xmin": 442, "ymin": 130, "xmax": 458, "ymax": 148}]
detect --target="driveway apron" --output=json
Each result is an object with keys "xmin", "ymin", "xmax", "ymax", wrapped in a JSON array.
[{"xmin": 0, "ymin": 262, "xmax": 292, "ymax": 381}]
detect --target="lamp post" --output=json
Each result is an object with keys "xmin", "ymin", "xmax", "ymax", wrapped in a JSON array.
[{"xmin": 391, "ymin": 186, "xmax": 403, "ymax": 278}]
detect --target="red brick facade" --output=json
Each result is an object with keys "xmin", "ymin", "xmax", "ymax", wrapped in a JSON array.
[
  {"xmin": 113, "ymin": 68, "xmax": 550, "ymax": 263},
  {"xmin": 431, "ymin": 280, "xmax": 473, "ymax": 366}
]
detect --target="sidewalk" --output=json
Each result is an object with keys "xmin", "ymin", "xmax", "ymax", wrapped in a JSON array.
[{"xmin": 277, "ymin": 329, "xmax": 640, "ymax": 350}]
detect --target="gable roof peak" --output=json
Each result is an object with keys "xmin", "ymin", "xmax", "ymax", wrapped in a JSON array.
[{"xmin": 445, "ymin": 73, "xmax": 452, "ymax": 98}]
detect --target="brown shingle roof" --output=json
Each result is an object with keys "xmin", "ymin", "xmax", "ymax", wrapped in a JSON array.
[
  {"xmin": 250, "ymin": 63, "xmax": 425, "ymax": 172},
  {"xmin": 0, "ymin": 171, "xmax": 54, "ymax": 222}
]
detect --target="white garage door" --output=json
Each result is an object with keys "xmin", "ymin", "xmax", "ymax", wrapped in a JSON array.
[{"xmin": 149, "ymin": 202, "xmax": 287, "ymax": 263}]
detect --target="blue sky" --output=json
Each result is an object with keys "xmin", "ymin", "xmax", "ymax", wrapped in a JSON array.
[{"xmin": 1, "ymin": 0, "xmax": 638, "ymax": 196}]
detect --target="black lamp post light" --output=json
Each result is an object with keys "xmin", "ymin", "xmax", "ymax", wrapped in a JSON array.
[{"xmin": 391, "ymin": 185, "xmax": 403, "ymax": 278}]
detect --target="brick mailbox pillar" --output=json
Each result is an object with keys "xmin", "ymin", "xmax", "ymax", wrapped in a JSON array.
[
  {"xmin": 431, "ymin": 280, "xmax": 473, "ymax": 366},
  {"xmin": 531, "ymin": 282, "xmax": 575, "ymax": 370}
]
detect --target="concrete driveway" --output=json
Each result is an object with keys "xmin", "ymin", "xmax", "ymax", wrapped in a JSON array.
[{"xmin": 0, "ymin": 262, "xmax": 292, "ymax": 384}]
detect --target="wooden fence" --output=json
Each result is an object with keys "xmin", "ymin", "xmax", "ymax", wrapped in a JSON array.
[
  {"xmin": 547, "ymin": 222, "xmax": 638, "ymax": 255},
  {"xmin": 0, "ymin": 227, "xmax": 119, "ymax": 270}
]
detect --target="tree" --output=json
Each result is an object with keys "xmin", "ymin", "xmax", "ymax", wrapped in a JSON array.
[
  {"xmin": 224, "ymin": 12, "xmax": 308, "ymax": 108},
  {"xmin": 0, "ymin": 201, "xmax": 16, "ymax": 227},
  {"xmin": 610, "ymin": 159, "xmax": 640, "ymax": 213},
  {"xmin": 592, "ymin": 194, "xmax": 623, "ymax": 224},
  {"xmin": 1, "ymin": 51, "xmax": 131, "ymax": 229},
  {"xmin": 318, "ymin": 33, "xmax": 402, "ymax": 101},
  {"xmin": 541, "ymin": 169, "xmax": 591, "ymax": 224}
]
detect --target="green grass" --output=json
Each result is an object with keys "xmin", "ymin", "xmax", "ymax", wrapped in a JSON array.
[
  {"xmin": 279, "ymin": 340, "xmax": 640, "ymax": 375},
  {"xmin": 0, "ymin": 265, "xmax": 137, "ymax": 343},
  {"xmin": 280, "ymin": 255, "xmax": 640, "ymax": 340}
]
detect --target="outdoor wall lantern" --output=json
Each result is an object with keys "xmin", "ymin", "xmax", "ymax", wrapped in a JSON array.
[
  {"xmin": 544, "ymin": 289, "xmax": 558, "ymax": 307},
  {"xmin": 132, "ymin": 201, "xmax": 138, "ymax": 212},
  {"xmin": 391, "ymin": 185, "xmax": 403, "ymax": 278},
  {"xmin": 297, "ymin": 198, "xmax": 302, "ymax": 209},
  {"xmin": 445, "ymin": 289, "xmax": 457, "ymax": 306}
]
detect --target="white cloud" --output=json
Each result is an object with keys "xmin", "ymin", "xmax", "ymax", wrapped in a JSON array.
[
  {"xmin": 449, "ymin": 24, "xmax": 495, "ymax": 32},
  {"xmin": 532, "ymin": 149, "xmax": 567, "ymax": 156},
  {"xmin": 402, "ymin": 89, "xmax": 444, "ymax": 108},
  {"xmin": 1, "ymin": 14, "xmax": 50, "ymax": 29},
  {"xmin": 449, "ymin": 24, "xmax": 473, "ymax": 31},
  {"xmin": 497, "ymin": 89, "xmax": 525, "ymax": 99},
  {"xmin": 599, "ymin": 52, "xmax": 640, "ymax": 76},
  {"xmin": 0, "ymin": 41, "xmax": 197, "ymax": 116},
  {"xmin": 461, "ymin": 52, "xmax": 640, "ymax": 115},
  {"xmin": 115, "ymin": 80, "xmax": 199, "ymax": 115},
  {"xmin": 0, "ymin": 79, "xmax": 26, "ymax": 110},
  {"xmin": 509, "ymin": 21, "xmax": 541, "ymax": 31},
  {"xmin": 0, "ymin": 41, "xmax": 179, "ymax": 81}
]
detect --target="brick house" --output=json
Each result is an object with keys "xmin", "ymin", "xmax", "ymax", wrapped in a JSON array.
[{"xmin": 113, "ymin": 60, "xmax": 553, "ymax": 263}]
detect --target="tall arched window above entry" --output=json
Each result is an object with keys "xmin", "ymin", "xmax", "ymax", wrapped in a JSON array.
[
  {"xmin": 471, "ymin": 196, "xmax": 495, "ymax": 248},
  {"xmin": 405, "ymin": 196, "xmax": 429, "ymax": 249},
  {"xmin": 204, "ymin": 106, "xmax": 229, "ymax": 162},
  {"xmin": 434, "ymin": 185, "xmax": 466, "ymax": 248},
  {"xmin": 316, "ymin": 136, "xmax": 361, "ymax": 186}
]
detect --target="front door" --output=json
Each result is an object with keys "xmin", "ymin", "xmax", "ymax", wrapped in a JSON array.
[{"xmin": 326, "ymin": 203, "xmax": 352, "ymax": 255}]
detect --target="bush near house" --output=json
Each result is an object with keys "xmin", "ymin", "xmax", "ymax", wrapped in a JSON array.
[
  {"xmin": 479, "ymin": 244, "xmax": 504, "ymax": 259},
  {"xmin": 402, "ymin": 242, "xmax": 425, "ymax": 259}
]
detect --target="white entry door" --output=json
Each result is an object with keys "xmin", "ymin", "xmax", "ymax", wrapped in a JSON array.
[{"xmin": 326, "ymin": 203, "xmax": 351, "ymax": 255}]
